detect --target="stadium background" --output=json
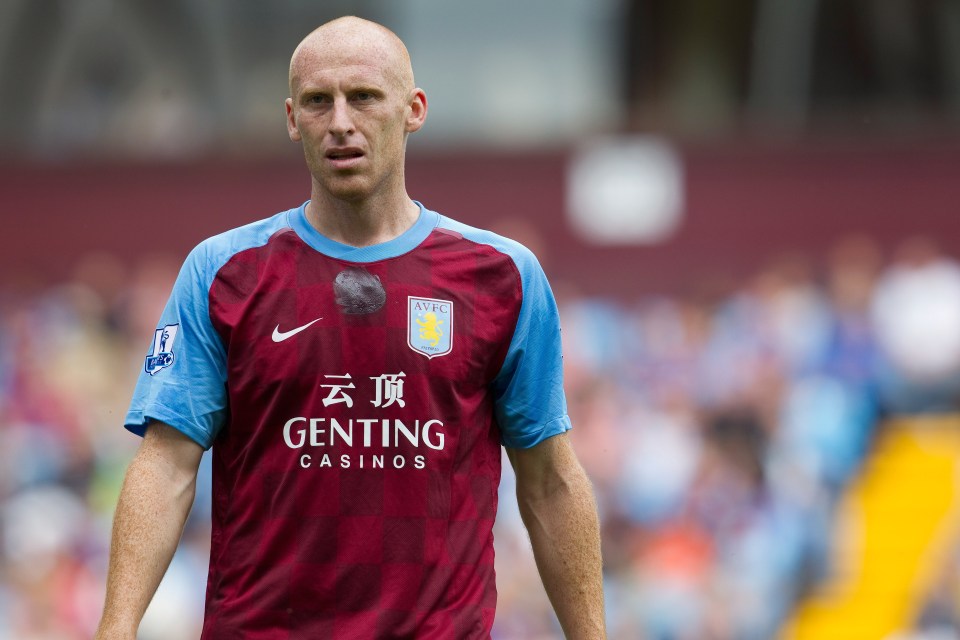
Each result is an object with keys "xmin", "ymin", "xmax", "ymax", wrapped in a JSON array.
[{"xmin": 2, "ymin": 1, "xmax": 960, "ymax": 638}]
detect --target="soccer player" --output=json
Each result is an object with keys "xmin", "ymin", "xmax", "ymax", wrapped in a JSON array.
[{"xmin": 95, "ymin": 16, "xmax": 606, "ymax": 640}]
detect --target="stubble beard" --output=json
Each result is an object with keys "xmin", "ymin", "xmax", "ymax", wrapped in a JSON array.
[{"xmin": 315, "ymin": 159, "xmax": 405, "ymax": 206}]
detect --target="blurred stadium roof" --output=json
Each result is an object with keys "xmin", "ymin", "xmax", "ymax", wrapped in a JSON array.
[{"xmin": 1, "ymin": 0, "xmax": 959, "ymax": 160}]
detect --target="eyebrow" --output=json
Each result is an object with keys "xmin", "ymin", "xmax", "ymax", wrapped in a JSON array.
[{"xmin": 298, "ymin": 81, "xmax": 387, "ymax": 97}]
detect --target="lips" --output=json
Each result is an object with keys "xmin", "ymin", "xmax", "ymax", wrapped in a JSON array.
[
  {"xmin": 325, "ymin": 147, "xmax": 365, "ymax": 169},
  {"xmin": 327, "ymin": 148, "xmax": 364, "ymax": 160}
]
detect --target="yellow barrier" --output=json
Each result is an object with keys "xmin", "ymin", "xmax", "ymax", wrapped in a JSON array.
[{"xmin": 781, "ymin": 416, "xmax": 960, "ymax": 640}]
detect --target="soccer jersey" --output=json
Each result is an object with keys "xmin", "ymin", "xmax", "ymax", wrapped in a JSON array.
[{"xmin": 125, "ymin": 201, "xmax": 571, "ymax": 639}]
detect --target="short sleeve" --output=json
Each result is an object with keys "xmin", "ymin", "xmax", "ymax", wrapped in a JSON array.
[
  {"xmin": 124, "ymin": 242, "xmax": 228, "ymax": 449},
  {"xmin": 491, "ymin": 251, "xmax": 572, "ymax": 449}
]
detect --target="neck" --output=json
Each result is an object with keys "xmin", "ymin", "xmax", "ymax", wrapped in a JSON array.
[{"xmin": 305, "ymin": 188, "xmax": 420, "ymax": 248}]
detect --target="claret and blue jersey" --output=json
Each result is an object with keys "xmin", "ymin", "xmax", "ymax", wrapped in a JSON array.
[{"xmin": 125, "ymin": 201, "xmax": 571, "ymax": 639}]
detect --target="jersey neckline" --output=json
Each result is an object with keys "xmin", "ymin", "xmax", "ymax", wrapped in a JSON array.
[{"xmin": 288, "ymin": 200, "xmax": 439, "ymax": 263}]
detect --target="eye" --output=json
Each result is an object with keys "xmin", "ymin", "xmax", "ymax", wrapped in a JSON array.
[{"xmin": 354, "ymin": 91, "xmax": 375, "ymax": 102}]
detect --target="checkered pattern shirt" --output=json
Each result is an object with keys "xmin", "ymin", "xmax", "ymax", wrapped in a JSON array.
[{"xmin": 126, "ymin": 202, "xmax": 571, "ymax": 639}]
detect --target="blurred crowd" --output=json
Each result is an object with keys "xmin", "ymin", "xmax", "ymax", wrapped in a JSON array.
[{"xmin": 3, "ymin": 234, "xmax": 960, "ymax": 639}]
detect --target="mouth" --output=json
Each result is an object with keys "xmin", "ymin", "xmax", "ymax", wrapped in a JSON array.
[{"xmin": 326, "ymin": 148, "xmax": 365, "ymax": 168}]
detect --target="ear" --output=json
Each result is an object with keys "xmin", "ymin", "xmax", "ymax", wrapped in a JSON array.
[
  {"xmin": 285, "ymin": 98, "xmax": 301, "ymax": 142},
  {"xmin": 405, "ymin": 88, "xmax": 428, "ymax": 134}
]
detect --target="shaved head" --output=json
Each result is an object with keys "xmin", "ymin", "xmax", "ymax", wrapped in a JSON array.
[
  {"xmin": 283, "ymin": 15, "xmax": 428, "ymax": 211},
  {"xmin": 289, "ymin": 16, "xmax": 415, "ymax": 97}
]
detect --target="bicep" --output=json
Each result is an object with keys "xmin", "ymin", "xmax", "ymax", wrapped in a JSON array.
[
  {"xmin": 137, "ymin": 421, "xmax": 204, "ymax": 479},
  {"xmin": 507, "ymin": 432, "xmax": 584, "ymax": 501}
]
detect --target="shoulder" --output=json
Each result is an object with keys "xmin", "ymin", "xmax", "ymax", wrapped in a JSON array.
[
  {"xmin": 185, "ymin": 206, "xmax": 300, "ymax": 280},
  {"xmin": 434, "ymin": 212, "xmax": 545, "ymax": 287}
]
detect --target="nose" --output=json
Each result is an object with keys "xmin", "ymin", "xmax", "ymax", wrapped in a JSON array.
[{"xmin": 328, "ymin": 98, "xmax": 355, "ymax": 137}]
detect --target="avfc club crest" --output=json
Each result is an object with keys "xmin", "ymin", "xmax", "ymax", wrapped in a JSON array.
[
  {"xmin": 145, "ymin": 324, "xmax": 179, "ymax": 375},
  {"xmin": 408, "ymin": 296, "xmax": 453, "ymax": 358}
]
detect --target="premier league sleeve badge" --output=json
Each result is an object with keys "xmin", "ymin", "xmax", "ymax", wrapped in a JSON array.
[{"xmin": 145, "ymin": 323, "xmax": 179, "ymax": 375}]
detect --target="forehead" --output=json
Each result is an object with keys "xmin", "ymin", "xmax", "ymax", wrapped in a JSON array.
[
  {"xmin": 299, "ymin": 64, "xmax": 386, "ymax": 91},
  {"xmin": 291, "ymin": 41, "xmax": 403, "ymax": 94}
]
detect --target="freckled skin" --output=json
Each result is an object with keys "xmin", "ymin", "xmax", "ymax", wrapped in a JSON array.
[
  {"xmin": 285, "ymin": 17, "xmax": 427, "ymax": 248},
  {"xmin": 508, "ymin": 433, "xmax": 607, "ymax": 640},
  {"xmin": 95, "ymin": 423, "xmax": 202, "ymax": 639}
]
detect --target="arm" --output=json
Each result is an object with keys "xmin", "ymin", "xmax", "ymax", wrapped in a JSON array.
[
  {"xmin": 95, "ymin": 421, "xmax": 204, "ymax": 640},
  {"xmin": 507, "ymin": 432, "xmax": 607, "ymax": 639}
]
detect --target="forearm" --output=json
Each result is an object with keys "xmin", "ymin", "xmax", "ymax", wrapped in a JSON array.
[
  {"xmin": 517, "ymin": 462, "xmax": 606, "ymax": 639},
  {"xmin": 95, "ymin": 443, "xmax": 198, "ymax": 639}
]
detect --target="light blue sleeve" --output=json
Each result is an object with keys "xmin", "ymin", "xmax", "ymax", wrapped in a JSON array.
[
  {"xmin": 490, "ymin": 247, "xmax": 572, "ymax": 449},
  {"xmin": 124, "ymin": 241, "xmax": 228, "ymax": 450}
]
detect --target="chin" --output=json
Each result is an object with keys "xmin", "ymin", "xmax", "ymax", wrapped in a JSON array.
[
  {"xmin": 327, "ymin": 188, "xmax": 379, "ymax": 205},
  {"xmin": 319, "ymin": 176, "xmax": 375, "ymax": 203}
]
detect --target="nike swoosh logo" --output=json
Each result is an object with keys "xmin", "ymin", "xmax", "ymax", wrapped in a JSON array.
[{"xmin": 272, "ymin": 317, "xmax": 323, "ymax": 342}]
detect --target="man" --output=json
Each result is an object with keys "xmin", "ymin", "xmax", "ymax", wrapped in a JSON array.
[{"xmin": 96, "ymin": 16, "xmax": 605, "ymax": 640}]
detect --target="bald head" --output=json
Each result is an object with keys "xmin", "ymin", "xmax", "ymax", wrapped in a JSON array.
[{"xmin": 289, "ymin": 16, "xmax": 415, "ymax": 97}]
